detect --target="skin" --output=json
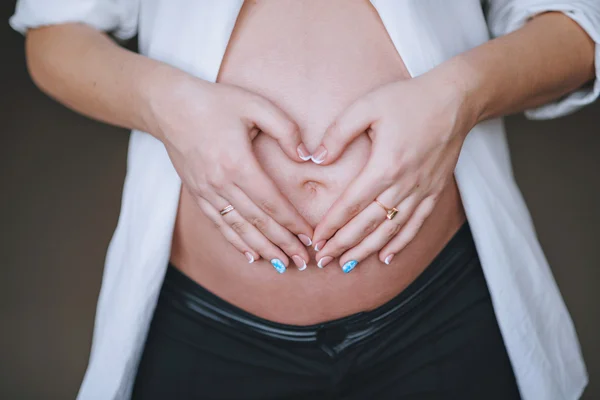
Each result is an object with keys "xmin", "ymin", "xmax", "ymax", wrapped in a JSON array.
[
  {"xmin": 169, "ymin": 0, "xmax": 467, "ymax": 323},
  {"xmin": 152, "ymin": 78, "xmax": 315, "ymax": 267},
  {"xmin": 312, "ymin": 11, "xmax": 596, "ymax": 269},
  {"xmin": 24, "ymin": 20, "xmax": 315, "ymax": 269},
  {"xmin": 24, "ymin": 2, "xmax": 595, "ymax": 323}
]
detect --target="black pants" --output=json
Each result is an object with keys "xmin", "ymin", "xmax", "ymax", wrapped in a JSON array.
[{"xmin": 132, "ymin": 222, "xmax": 521, "ymax": 400}]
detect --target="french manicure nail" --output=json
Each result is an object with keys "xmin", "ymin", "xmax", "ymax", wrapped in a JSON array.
[
  {"xmin": 311, "ymin": 145, "xmax": 327, "ymax": 164},
  {"xmin": 270, "ymin": 258, "xmax": 286, "ymax": 274},
  {"xmin": 314, "ymin": 240, "xmax": 327, "ymax": 252},
  {"xmin": 292, "ymin": 255, "xmax": 307, "ymax": 271},
  {"xmin": 297, "ymin": 143, "xmax": 312, "ymax": 161},
  {"xmin": 298, "ymin": 234, "xmax": 312, "ymax": 247},
  {"xmin": 245, "ymin": 252, "xmax": 255, "ymax": 264},
  {"xmin": 342, "ymin": 260, "xmax": 358, "ymax": 274},
  {"xmin": 317, "ymin": 256, "xmax": 333, "ymax": 268},
  {"xmin": 384, "ymin": 254, "xmax": 394, "ymax": 265}
]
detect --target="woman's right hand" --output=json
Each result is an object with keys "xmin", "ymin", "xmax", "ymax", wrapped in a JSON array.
[{"xmin": 145, "ymin": 72, "xmax": 313, "ymax": 272}]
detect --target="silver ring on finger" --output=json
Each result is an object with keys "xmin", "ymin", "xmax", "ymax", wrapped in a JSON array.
[{"xmin": 219, "ymin": 204, "xmax": 235, "ymax": 216}]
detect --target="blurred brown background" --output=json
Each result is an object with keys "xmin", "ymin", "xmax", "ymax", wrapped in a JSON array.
[{"xmin": 1, "ymin": 1, "xmax": 599, "ymax": 399}]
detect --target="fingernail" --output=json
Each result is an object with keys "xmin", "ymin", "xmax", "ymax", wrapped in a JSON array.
[
  {"xmin": 311, "ymin": 145, "xmax": 327, "ymax": 164},
  {"xmin": 384, "ymin": 254, "xmax": 394, "ymax": 265},
  {"xmin": 314, "ymin": 240, "xmax": 326, "ymax": 252},
  {"xmin": 298, "ymin": 234, "xmax": 312, "ymax": 247},
  {"xmin": 292, "ymin": 255, "xmax": 307, "ymax": 271},
  {"xmin": 270, "ymin": 259, "xmax": 286, "ymax": 274},
  {"xmin": 317, "ymin": 256, "xmax": 333, "ymax": 268},
  {"xmin": 245, "ymin": 252, "xmax": 255, "ymax": 264},
  {"xmin": 297, "ymin": 143, "xmax": 312, "ymax": 161},
  {"xmin": 342, "ymin": 260, "xmax": 358, "ymax": 274}
]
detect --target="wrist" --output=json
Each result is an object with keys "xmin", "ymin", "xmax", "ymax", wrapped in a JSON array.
[
  {"xmin": 423, "ymin": 56, "xmax": 482, "ymax": 139},
  {"xmin": 427, "ymin": 54, "xmax": 487, "ymax": 132},
  {"xmin": 136, "ymin": 63, "xmax": 206, "ymax": 142}
]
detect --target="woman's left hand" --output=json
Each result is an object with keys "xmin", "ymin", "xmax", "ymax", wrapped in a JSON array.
[{"xmin": 311, "ymin": 69, "xmax": 478, "ymax": 272}]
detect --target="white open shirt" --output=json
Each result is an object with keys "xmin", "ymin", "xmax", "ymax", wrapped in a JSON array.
[{"xmin": 10, "ymin": 1, "xmax": 600, "ymax": 399}]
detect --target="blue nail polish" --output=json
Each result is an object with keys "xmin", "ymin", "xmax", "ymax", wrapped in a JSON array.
[
  {"xmin": 342, "ymin": 260, "xmax": 358, "ymax": 274},
  {"xmin": 270, "ymin": 259, "xmax": 286, "ymax": 274}
]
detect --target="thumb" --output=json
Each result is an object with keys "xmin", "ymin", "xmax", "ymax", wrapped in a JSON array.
[
  {"xmin": 312, "ymin": 98, "xmax": 373, "ymax": 165},
  {"xmin": 249, "ymin": 97, "xmax": 310, "ymax": 162}
]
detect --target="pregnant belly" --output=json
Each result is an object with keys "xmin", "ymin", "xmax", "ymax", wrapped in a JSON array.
[{"xmin": 170, "ymin": 0, "xmax": 466, "ymax": 324}]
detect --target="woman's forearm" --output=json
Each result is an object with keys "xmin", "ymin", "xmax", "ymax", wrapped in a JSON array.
[
  {"xmin": 25, "ymin": 23, "xmax": 191, "ymax": 141},
  {"xmin": 25, "ymin": 23, "xmax": 316, "ymax": 263},
  {"xmin": 435, "ymin": 11, "xmax": 596, "ymax": 125}
]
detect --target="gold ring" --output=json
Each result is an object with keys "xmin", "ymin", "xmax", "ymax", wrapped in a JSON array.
[
  {"xmin": 374, "ymin": 200, "xmax": 399, "ymax": 220},
  {"xmin": 219, "ymin": 204, "xmax": 235, "ymax": 216}
]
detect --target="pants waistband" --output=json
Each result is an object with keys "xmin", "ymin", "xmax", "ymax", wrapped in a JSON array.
[{"xmin": 163, "ymin": 221, "xmax": 478, "ymax": 356}]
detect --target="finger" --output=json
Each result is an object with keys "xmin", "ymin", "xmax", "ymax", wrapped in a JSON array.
[
  {"xmin": 247, "ymin": 96, "xmax": 311, "ymax": 162},
  {"xmin": 314, "ymin": 202, "xmax": 387, "ymax": 267},
  {"xmin": 201, "ymin": 187, "xmax": 292, "ymax": 273},
  {"xmin": 312, "ymin": 97, "xmax": 374, "ymax": 165},
  {"xmin": 316, "ymin": 191, "xmax": 420, "ymax": 266},
  {"xmin": 224, "ymin": 184, "xmax": 310, "ymax": 266},
  {"xmin": 379, "ymin": 195, "xmax": 438, "ymax": 264},
  {"xmin": 237, "ymin": 160, "xmax": 314, "ymax": 238},
  {"xmin": 196, "ymin": 197, "xmax": 259, "ymax": 264},
  {"xmin": 312, "ymin": 159, "xmax": 390, "ymax": 245},
  {"xmin": 336, "ymin": 194, "xmax": 421, "ymax": 271},
  {"xmin": 220, "ymin": 209, "xmax": 292, "ymax": 273}
]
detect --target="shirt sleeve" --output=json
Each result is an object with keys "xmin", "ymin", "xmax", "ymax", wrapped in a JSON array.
[
  {"xmin": 9, "ymin": 0, "xmax": 139, "ymax": 41},
  {"xmin": 485, "ymin": 0, "xmax": 600, "ymax": 119}
]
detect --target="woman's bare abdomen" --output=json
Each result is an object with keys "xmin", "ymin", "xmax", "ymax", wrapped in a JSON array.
[{"xmin": 170, "ymin": 0, "xmax": 466, "ymax": 325}]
